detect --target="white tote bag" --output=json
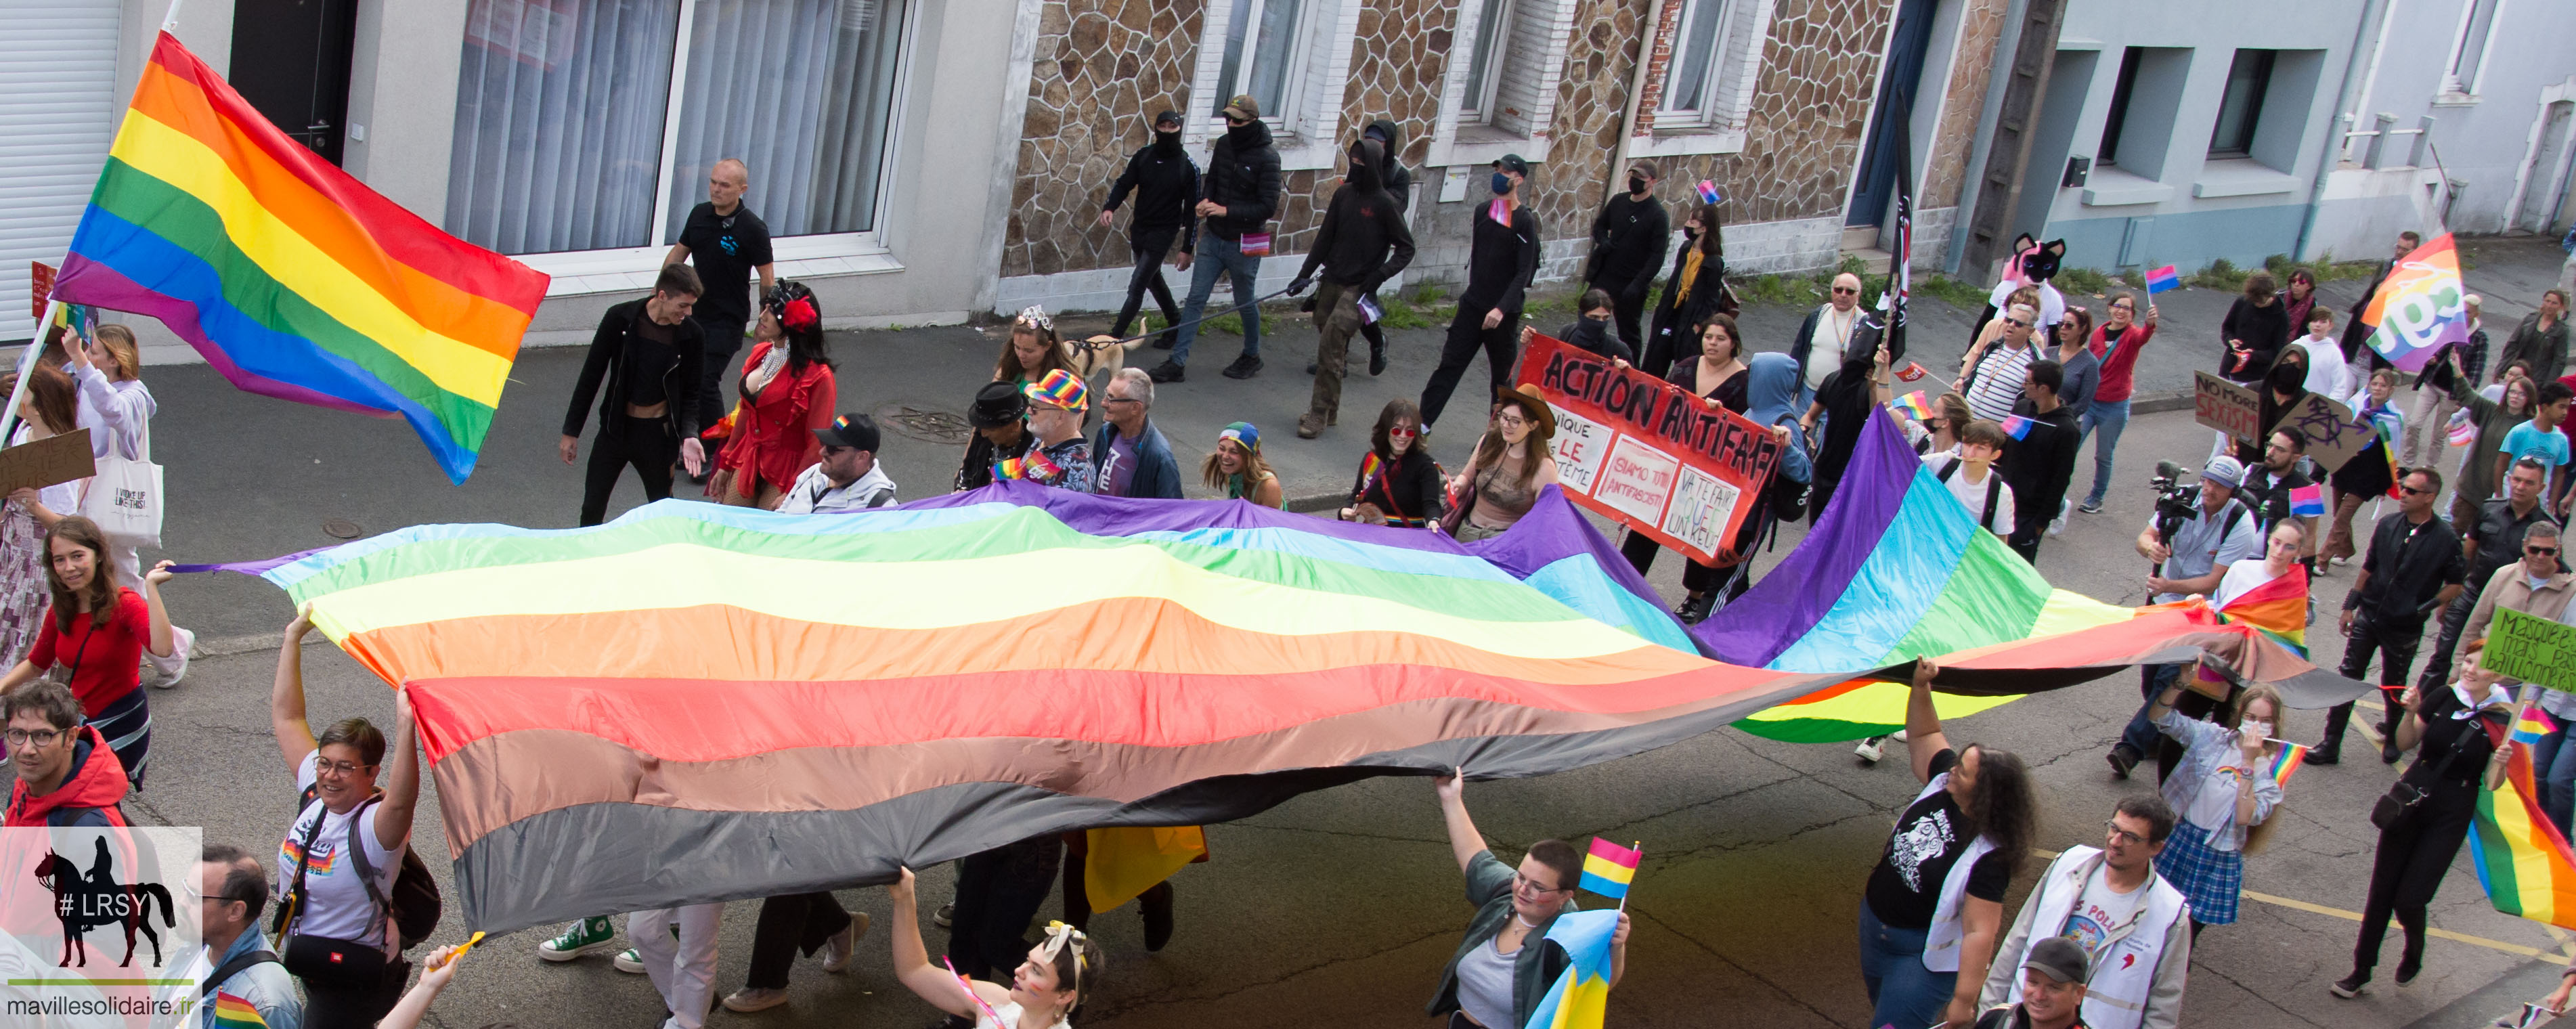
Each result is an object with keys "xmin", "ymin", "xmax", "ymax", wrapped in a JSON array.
[{"xmin": 79, "ymin": 416, "xmax": 163, "ymax": 549}]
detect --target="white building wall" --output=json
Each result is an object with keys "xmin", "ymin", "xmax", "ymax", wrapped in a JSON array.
[{"xmin": 2342, "ymin": 0, "xmax": 2576, "ymax": 237}]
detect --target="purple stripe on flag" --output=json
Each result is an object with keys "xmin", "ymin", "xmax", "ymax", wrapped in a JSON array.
[
  {"xmin": 1693, "ymin": 410, "xmax": 1913, "ymax": 666},
  {"xmin": 53, "ymin": 257, "xmax": 388, "ymax": 416},
  {"xmin": 170, "ymin": 548, "xmax": 332, "ymax": 577}
]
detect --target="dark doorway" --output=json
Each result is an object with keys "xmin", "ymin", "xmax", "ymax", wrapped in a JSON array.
[
  {"xmin": 1848, "ymin": 0, "xmax": 1942, "ymax": 227},
  {"xmin": 228, "ymin": 0, "xmax": 360, "ymax": 165}
]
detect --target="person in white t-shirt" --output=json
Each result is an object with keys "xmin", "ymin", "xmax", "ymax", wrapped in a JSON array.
[
  {"xmin": 2287, "ymin": 307, "xmax": 2351, "ymax": 402},
  {"xmin": 1924, "ymin": 419, "xmax": 2017, "ymax": 536},
  {"xmin": 269, "ymin": 607, "xmax": 420, "ymax": 1028},
  {"xmin": 1981, "ymin": 795, "xmax": 2193, "ymax": 1029}
]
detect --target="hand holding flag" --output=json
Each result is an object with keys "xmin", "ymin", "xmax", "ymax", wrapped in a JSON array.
[
  {"xmin": 2144, "ymin": 265, "xmax": 2181, "ymax": 294},
  {"xmin": 1579, "ymin": 837, "xmax": 1642, "ymax": 900}
]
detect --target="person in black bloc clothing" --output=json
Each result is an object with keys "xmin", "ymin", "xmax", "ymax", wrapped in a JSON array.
[
  {"xmin": 563, "ymin": 265, "xmax": 710, "ymax": 527},
  {"xmin": 2317, "ymin": 466, "xmax": 2467, "ymax": 765},
  {"xmin": 1099, "ymin": 109, "xmax": 1199, "ymax": 347},
  {"xmin": 1286, "ymin": 137, "xmax": 1415, "ymax": 439},
  {"xmin": 1585, "ymin": 160, "xmax": 1668, "ymax": 359},
  {"xmin": 663, "ymin": 158, "xmax": 774, "ymax": 477},
  {"xmin": 1418, "ymin": 154, "xmax": 1541, "ymax": 435},
  {"xmin": 2001, "ymin": 360, "xmax": 2080, "ymax": 565}
]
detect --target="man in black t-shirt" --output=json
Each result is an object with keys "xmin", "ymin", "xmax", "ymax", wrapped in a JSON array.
[
  {"xmin": 663, "ymin": 158, "xmax": 776, "ymax": 475},
  {"xmin": 562, "ymin": 265, "xmax": 710, "ymax": 526}
]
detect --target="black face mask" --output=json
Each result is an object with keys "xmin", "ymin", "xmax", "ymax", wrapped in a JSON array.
[
  {"xmin": 1628, "ymin": 174, "xmax": 1648, "ymax": 195},
  {"xmin": 1154, "ymin": 129, "xmax": 1181, "ymax": 155}
]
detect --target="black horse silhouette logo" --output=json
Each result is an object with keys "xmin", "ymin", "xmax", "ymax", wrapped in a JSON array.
[{"xmin": 32, "ymin": 836, "xmax": 175, "ymax": 967}]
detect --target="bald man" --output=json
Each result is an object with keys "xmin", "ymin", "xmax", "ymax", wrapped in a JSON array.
[
  {"xmin": 664, "ymin": 158, "xmax": 777, "ymax": 479},
  {"xmin": 1790, "ymin": 272, "xmax": 1867, "ymax": 402}
]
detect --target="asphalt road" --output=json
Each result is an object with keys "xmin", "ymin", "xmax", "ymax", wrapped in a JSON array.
[{"xmin": 121, "ymin": 238, "xmax": 2576, "ymax": 1028}]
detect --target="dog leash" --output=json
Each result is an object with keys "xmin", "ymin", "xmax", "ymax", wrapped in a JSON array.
[{"xmin": 1068, "ymin": 285, "xmax": 1301, "ymax": 353}]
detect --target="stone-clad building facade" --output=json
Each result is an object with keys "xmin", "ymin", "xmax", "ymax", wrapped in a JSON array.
[{"xmin": 995, "ymin": 0, "xmax": 2014, "ymax": 317}]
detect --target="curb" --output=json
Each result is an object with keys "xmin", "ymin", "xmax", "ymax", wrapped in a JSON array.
[{"xmin": 2129, "ymin": 389, "xmax": 2192, "ymax": 415}]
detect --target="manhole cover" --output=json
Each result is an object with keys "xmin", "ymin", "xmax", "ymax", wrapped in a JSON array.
[
  {"xmin": 873, "ymin": 402, "xmax": 975, "ymax": 445},
  {"xmin": 322, "ymin": 518, "xmax": 363, "ymax": 539}
]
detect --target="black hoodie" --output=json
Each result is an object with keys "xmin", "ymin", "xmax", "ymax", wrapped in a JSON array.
[
  {"xmin": 1203, "ymin": 119, "xmax": 1283, "ymax": 242},
  {"xmin": 1104, "ymin": 110, "xmax": 1202, "ymax": 250},
  {"xmin": 1363, "ymin": 118, "xmax": 1415, "ymax": 216},
  {"xmin": 1293, "ymin": 139, "xmax": 1415, "ymax": 294}
]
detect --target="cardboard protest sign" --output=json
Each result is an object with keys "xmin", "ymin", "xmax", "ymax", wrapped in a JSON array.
[
  {"xmin": 2489, "ymin": 607, "xmax": 2576, "ymax": 695},
  {"xmin": 0, "ymin": 429, "xmax": 91, "ymax": 496},
  {"xmin": 2194, "ymin": 372, "xmax": 2262, "ymax": 441},
  {"xmin": 29, "ymin": 261, "xmax": 54, "ymax": 320},
  {"xmin": 1517, "ymin": 333, "xmax": 1784, "ymax": 561},
  {"xmin": 2269, "ymin": 393, "xmax": 2371, "ymax": 473}
]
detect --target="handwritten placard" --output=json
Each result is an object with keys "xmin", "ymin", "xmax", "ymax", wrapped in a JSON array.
[
  {"xmin": 2489, "ymin": 607, "xmax": 2576, "ymax": 694},
  {"xmin": 2269, "ymin": 393, "xmax": 2370, "ymax": 473},
  {"xmin": 2194, "ymin": 371, "xmax": 2262, "ymax": 441},
  {"xmin": 1518, "ymin": 333, "xmax": 1784, "ymax": 561},
  {"xmin": 0, "ymin": 429, "xmax": 93, "ymax": 496}
]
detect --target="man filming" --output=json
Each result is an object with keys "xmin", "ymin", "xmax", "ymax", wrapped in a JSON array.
[{"xmin": 2105, "ymin": 456, "xmax": 2262, "ymax": 781}]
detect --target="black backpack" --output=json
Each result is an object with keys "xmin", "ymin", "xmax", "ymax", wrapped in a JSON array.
[
  {"xmin": 282, "ymin": 784, "xmax": 442, "ymax": 950},
  {"xmin": 1937, "ymin": 457, "xmax": 2007, "ymax": 532}
]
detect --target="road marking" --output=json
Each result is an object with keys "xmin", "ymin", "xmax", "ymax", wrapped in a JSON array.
[{"xmin": 2030, "ymin": 848, "xmax": 2563, "ymax": 963}]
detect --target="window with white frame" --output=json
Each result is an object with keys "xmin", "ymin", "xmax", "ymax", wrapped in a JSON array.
[
  {"xmin": 1659, "ymin": 0, "xmax": 1755, "ymax": 129},
  {"xmin": 1425, "ymin": 0, "xmax": 1575, "ymax": 167},
  {"xmin": 2440, "ymin": 0, "xmax": 2500, "ymax": 99},
  {"xmin": 1211, "ymin": 0, "xmax": 1315, "ymax": 125},
  {"xmin": 1458, "ymin": 0, "xmax": 1515, "ymax": 123},
  {"xmin": 443, "ymin": 0, "xmax": 908, "ymax": 259}
]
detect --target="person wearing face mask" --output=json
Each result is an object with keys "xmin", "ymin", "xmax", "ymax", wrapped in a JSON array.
[
  {"xmin": 1521, "ymin": 289, "xmax": 1634, "ymax": 364},
  {"xmin": 1584, "ymin": 162, "xmax": 1668, "ymax": 358},
  {"xmin": 1416, "ymin": 155, "xmax": 1542, "ymax": 435},
  {"xmin": 1149, "ymin": 95, "xmax": 1281, "ymax": 384},
  {"xmin": 1642, "ymin": 200, "xmax": 1730, "ymax": 378},
  {"xmin": 1286, "ymin": 137, "xmax": 1415, "ymax": 438},
  {"xmin": 1098, "ymin": 110, "xmax": 1200, "ymax": 348}
]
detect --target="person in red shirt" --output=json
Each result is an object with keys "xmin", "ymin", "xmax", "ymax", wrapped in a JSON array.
[
  {"xmin": 2076, "ymin": 293, "xmax": 2160, "ymax": 513},
  {"xmin": 0, "ymin": 516, "xmax": 175, "ymax": 787},
  {"xmin": 3, "ymin": 678, "xmax": 129, "ymax": 827}
]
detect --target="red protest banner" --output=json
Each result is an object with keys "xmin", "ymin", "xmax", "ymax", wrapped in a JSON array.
[
  {"xmin": 1515, "ymin": 333, "xmax": 1784, "ymax": 561},
  {"xmin": 29, "ymin": 261, "xmax": 56, "ymax": 320}
]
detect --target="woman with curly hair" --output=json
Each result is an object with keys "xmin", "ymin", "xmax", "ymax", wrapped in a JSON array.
[
  {"xmin": 708, "ymin": 282, "xmax": 837, "ymax": 509},
  {"xmin": 1340, "ymin": 399, "xmax": 1444, "ymax": 527}
]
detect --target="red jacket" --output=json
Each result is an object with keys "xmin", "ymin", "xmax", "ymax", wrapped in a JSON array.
[
  {"xmin": 5, "ymin": 725, "xmax": 129, "ymax": 827},
  {"xmin": 712, "ymin": 341, "xmax": 837, "ymax": 496}
]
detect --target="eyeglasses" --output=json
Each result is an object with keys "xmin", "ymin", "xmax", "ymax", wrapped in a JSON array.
[
  {"xmin": 313, "ymin": 756, "xmax": 369, "ymax": 776},
  {"xmin": 1388, "ymin": 425, "xmax": 1418, "ymax": 438},
  {"xmin": 1101, "ymin": 395, "xmax": 1142, "ymax": 406},
  {"xmin": 4, "ymin": 728, "xmax": 63, "ymax": 747},
  {"xmin": 1496, "ymin": 414, "xmax": 1529, "ymax": 428},
  {"xmin": 1511, "ymin": 872, "xmax": 1567, "ymax": 897},
  {"xmin": 2103, "ymin": 819, "xmax": 2147, "ymax": 848}
]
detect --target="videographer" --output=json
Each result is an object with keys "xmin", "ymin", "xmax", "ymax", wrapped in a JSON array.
[
  {"xmin": 2316, "ymin": 466, "xmax": 2466, "ymax": 766},
  {"xmin": 2237, "ymin": 429, "xmax": 2321, "ymax": 574},
  {"xmin": 2105, "ymin": 456, "xmax": 2262, "ymax": 781}
]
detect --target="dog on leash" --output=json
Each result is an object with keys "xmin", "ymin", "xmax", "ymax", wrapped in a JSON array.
[{"xmin": 1064, "ymin": 334, "xmax": 1150, "ymax": 387}]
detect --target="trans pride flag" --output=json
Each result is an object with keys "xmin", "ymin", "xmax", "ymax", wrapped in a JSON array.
[
  {"xmin": 52, "ymin": 34, "xmax": 548, "ymax": 482},
  {"xmin": 2359, "ymin": 232, "xmax": 2474, "ymax": 373}
]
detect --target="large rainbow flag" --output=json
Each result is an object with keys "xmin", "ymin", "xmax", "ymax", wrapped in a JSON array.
[
  {"xmin": 2470, "ymin": 733, "xmax": 2576, "ymax": 929},
  {"xmin": 2215, "ymin": 567, "xmax": 2308, "ymax": 656},
  {"xmin": 199, "ymin": 481, "xmax": 2348, "ymax": 932},
  {"xmin": 51, "ymin": 33, "xmax": 548, "ymax": 483},
  {"xmin": 2359, "ymin": 232, "xmax": 2474, "ymax": 373}
]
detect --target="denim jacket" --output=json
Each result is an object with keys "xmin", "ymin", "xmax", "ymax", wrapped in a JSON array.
[{"xmin": 198, "ymin": 927, "xmax": 302, "ymax": 1029}]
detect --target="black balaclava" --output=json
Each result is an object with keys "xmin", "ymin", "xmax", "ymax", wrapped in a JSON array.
[
  {"xmin": 1152, "ymin": 110, "xmax": 1183, "ymax": 156},
  {"xmin": 1347, "ymin": 139, "xmax": 1384, "ymax": 195}
]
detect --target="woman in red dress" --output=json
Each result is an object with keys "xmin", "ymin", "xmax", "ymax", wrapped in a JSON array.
[{"xmin": 709, "ymin": 282, "xmax": 838, "ymax": 509}]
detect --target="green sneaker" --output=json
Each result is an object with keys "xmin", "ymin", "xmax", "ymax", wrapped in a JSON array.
[
  {"xmin": 613, "ymin": 947, "xmax": 647, "ymax": 973},
  {"xmin": 537, "ymin": 917, "xmax": 619, "ymax": 962}
]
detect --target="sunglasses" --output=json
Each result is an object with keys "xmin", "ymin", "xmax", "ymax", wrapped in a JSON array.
[
  {"xmin": 2002, "ymin": 318, "xmax": 2030, "ymax": 328},
  {"xmin": 2532, "ymin": 546, "xmax": 2561, "ymax": 556},
  {"xmin": 1388, "ymin": 425, "xmax": 1418, "ymax": 437},
  {"xmin": 1831, "ymin": 286, "xmax": 1858, "ymax": 295},
  {"xmin": 2399, "ymin": 484, "xmax": 2435, "ymax": 496}
]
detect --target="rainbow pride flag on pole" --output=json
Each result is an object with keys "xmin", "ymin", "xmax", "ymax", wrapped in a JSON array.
[
  {"xmin": 51, "ymin": 33, "xmax": 548, "ymax": 483},
  {"xmin": 1524, "ymin": 910, "xmax": 1621, "ymax": 1029},
  {"xmin": 2469, "ymin": 735, "xmax": 2576, "ymax": 929},
  {"xmin": 1578, "ymin": 837, "xmax": 1641, "ymax": 899},
  {"xmin": 2359, "ymin": 232, "xmax": 2474, "ymax": 373}
]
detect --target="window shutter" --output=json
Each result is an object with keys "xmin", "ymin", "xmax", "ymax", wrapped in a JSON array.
[{"xmin": 0, "ymin": 1, "xmax": 122, "ymax": 339}]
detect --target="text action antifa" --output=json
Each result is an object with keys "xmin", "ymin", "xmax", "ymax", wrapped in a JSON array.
[{"xmin": 1521, "ymin": 333, "xmax": 1783, "ymax": 561}]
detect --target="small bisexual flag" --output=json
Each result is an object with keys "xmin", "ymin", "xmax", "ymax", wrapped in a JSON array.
[
  {"xmin": 2144, "ymin": 265, "xmax": 2181, "ymax": 294},
  {"xmin": 2265, "ymin": 741, "xmax": 2308, "ymax": 789},
  {"xmin": 2515, "ymin": 704, "xmax": 2559, "ymax": 745},
  {"xmin": 1896, "ymin": 362, "xmax": 1929, "ymax": 382},
  {"xmin": 1695, "ymin": 180, "xmax": 1721, "ymax": 205},
  {"xmin": 1578, "ymin": 837, "xmax": 1641, "ymax": 898},
  {"xmin": 2288, "ymin": 483, "xmax": 2326, "ymax": 517},
  {"xmin": 2001, "ymin": 414, "xmax": 2035, "ymax": 440},
  {"xmin": 1891, "ymin": 391, "xmax": 1936, "ymax": 422},
  {"xmin": 1358, "ymin": 294, "xmax": 1382, "ymax": 325}
]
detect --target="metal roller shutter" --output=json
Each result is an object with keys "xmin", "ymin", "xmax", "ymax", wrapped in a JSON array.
[{"xmin": 0, "ymin": 1, "xmax": 122, "ymax": 340}]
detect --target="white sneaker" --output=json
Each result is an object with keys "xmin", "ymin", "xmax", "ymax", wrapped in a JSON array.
[
  {"xmin": 613, "ymin": 948, "xmax": 646, "ymax": 973},
  {"xmin": 2049, "ymin": 498, "xmax": 2070, "ymax": 537},
  {"xmin": 822, "ymin": 913, "xmax": 869, "ymax": 973},
  {"xmin": 1854, "ymin": 737, "xmax": 1885, "ymax": 763},
  {"xmin": 722, "ymin": 988, "xmax": 788, "ymax": 1013},
  {"xmin": 932, "ymin": 903, "xmax": 955, "ymax": 929},
  {"xmin": 1892, "ymin": 729, "xmax": 1910, "ymax": 742}
]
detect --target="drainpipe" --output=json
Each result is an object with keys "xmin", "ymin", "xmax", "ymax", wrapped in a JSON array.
[
  {"xmin": 2293, "ymin": 0, "xmax": 2391, "ymax": 262},
  {"xmin": 1944, "ymin": 0, "xmax": 2028, "ymax": 275}
]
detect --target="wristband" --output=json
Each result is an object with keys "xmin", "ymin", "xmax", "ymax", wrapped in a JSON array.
[{"xmin": 2343, "ymin": 590, "xmax": 2361, "ymax": 612}]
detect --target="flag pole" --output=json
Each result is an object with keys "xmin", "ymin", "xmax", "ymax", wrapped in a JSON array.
[
  {"xmin": 162, "ymin": 0, "xmax": 187, "ymax": 31},
  {"xmin": 0, "ymin": 300, "xmax": 63, "ymax": 443},
  {"xmin": 1617, "ymin": 841, "xmax": 1640, "ymax": 913}
]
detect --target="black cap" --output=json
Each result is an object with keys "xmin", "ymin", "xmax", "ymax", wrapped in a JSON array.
[
  {"xmin": 814, "ymin": 412, "xmax": 880, "ymax": 452},
  {"xmin": 2022, "ymin": 936, "xmax": 2089, "ymax": 984},
  {"xmin": 1154, "ymin": 109, "xmax": 1183, "ymax": 129},
  {"xmin": 1492, "ymin": 154, "xmax": 1531, "ymax": 177},
  {"xmin": 967, "ymin": 380, "xmax": 1028, "ymax": 429}
]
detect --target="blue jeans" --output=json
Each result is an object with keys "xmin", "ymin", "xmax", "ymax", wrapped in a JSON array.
[
  {"xmin": 1170, "ymin": 232, "xmax": 1261, "ymax": 368},
  {"xmin": 2080, "ymin": 397, "xmax": 2132, "ymax": 506},
  {"xmin": 2534, "ymin": 726, "xmax": 2576, "ymax": 836},
  {"xmin": 2120, "ymin": 663, "xmax": 2183, "ymax": 758},
  {"xmin": 1857, "ymin": 902, "xmax": 1956, "ymax": 1029}
]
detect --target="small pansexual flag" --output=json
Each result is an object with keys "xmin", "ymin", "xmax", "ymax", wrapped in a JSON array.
[
  {"xmin": 1695, "ymin": 180, "xmax": 1721, "ymax": 205},
  {"xmin": 1578, "ymin": 837, "xmax": 1641, "ymax": 899},
  {"xmin": 1892, "ymin": 391, "xmax": 1936, "ymax": 422},
  {"xmin": 2144, "ymin": 265, "xmax": 2181, "ymax": 294},
  {"xmin": 2001, "ymin": 414, "xmax": 2035, "ymax": 440},
  {"xmin": 2288, "ymin": 483, "xmax": 2326, "ymax": 517},
  {"xmin": 2515, "ymin": 704, "xmax": 2559, "ymax": 746},
  {"xmin": 2265, "ymin": 741, "xmax": 2307, "ymax": 789}
]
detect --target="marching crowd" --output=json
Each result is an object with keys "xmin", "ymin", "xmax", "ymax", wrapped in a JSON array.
[{"xmin": 6, "ymin": 93, "xmax": 2576, "ymax": 1029}]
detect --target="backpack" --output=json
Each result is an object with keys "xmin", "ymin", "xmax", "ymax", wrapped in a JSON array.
[
  {"xmin": 283, "ymin": 784, "xmax": 442, "ymax": 950},
  {"xmin": 1938, "ymin": 457, "xmax": 2007, "ymax": 532}
]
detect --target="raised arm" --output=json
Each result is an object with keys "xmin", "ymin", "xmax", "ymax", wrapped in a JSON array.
[
  {"xmin": 139, "ymin": 561, "xmax": 175, "ymax": 658},
  {"xmin": 888, "ymin": 867, "xmax": 982, "ymax": 1018},
  {"xmin": 374, "ymin": 691, "xmax": 421, "ymax": 851},
  {"xmin": 272, "ymin": 606, "xmax": 320, "ymax": 771},
  {"xmin": 1434, "ymin": 768, "xmax": 1485, "ymax": 873},
  {"xmin": 1905, "ymin": 659, "xmax": 1947, "ymax": 784}
]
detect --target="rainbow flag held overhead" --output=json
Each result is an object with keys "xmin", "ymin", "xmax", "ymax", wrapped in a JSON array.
[
  {"xmin": 1578, "ymin": 837, "xmax": 1641, "ymax": 899},
  {"xmin": 212, "ymin": 992, "xmax": 269, "ymax": 1028},
  {"xmin": 2143, "ymin": 265, "xmax": 2181, "ymax": 294},
  {"xmin": 1524, "ymin": 909, "xmax": 1621, "ymax": 1029},
  {"xmin": 2516, "ymin": 705, "xmax": 2559, "ymax": 746},
  {"xmin": 2215, "ymin": 566, "xmax": 2309, "ymax": 656},
  {"xmin": 2360, "ymin": 232, "xmax": 2475, "ymax": 372},
  {"xmin": 2267, "ymin": 742, "xmax": 2307, "ymax": 789},
  {"xmin": 2469, "ymin": 735, "xmax": 2576, "ymax": 929},
  {"xmin": 2288, "ymin": 483, "xmax": 2326, "ymax": 518},
  {"xmin": 51, "ymin": 33, "xmax": 548, "ymax": 483}
]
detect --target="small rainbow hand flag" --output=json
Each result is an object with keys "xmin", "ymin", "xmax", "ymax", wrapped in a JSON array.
[
  {"xmin": 2144, "ymin": 265, "xmax": 2181, "ymax": 294},
  {"xmin": 2449, "ymin": 409, "xmax": 2476, "ymax": 447},
  {"xmin": 2001, "ymin": 414, "xmax": 2035, "ymax": 440},
  {"xmin": 2288, "ymin": 483, "xmax": 2326, "ymax": 517},
  {"xmin": 212, "ymin": 991, "xmax": 269, "ymax": 1028},
  {"xmin": 2266, "ymin": 742, "xmax": 2307, "ymax": 789},
  {"xmin": 1578, "ymin": 837, "xmax": 1641, "ymax": 899},
  {"xmin": 1891, "ymin": 391, "xmax": 1936, "ymax": 421},
  {"xmin": 2515, "ymin": 704, "xmax": 2559, "ymax": 745}
]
